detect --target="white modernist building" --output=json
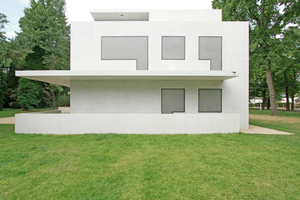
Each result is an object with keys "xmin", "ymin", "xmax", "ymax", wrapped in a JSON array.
[{"xmin": 15, "ymin": 9, "xmax": 249, "ymax": 134}]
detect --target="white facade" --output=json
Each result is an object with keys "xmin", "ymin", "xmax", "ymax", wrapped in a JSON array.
[{"xmin": 15, "ymin": 9, "xmax": 249, "ymax": 134}]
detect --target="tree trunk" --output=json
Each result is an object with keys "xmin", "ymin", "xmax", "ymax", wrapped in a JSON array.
[
  {"xmin": 267, "ymin": 98, "xmax": 270, "ymax": 110},
  {"xmin": 266, "ymin": 68, "xmax": 278, "ymax": 116},
  {"xmin": 285, "ymin": 86, "xmax": 290, "ymax": 111},
  {"xmin": 262, "ymin": 90, "xmax": 266, "ymax": 110},
  {"xmin": 291, "ymin": 94, "xmax": 294, "ymax": 111},
  {"xmin": 51, "ymin": 85, "xmax": 55, "ymax": 109}
]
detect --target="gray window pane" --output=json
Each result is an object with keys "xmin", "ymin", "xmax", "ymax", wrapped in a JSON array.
[
  {"xmin": 101, "ymin": 36, "xmax": 148, "ymax": 70},
  {"xmin": 198, "ymin": 89, "xmax": 222, "ymax": 112},
  {"xmin": 162, "ymin": 36, "xmax": 185, "ymax": 60},
  {"xmin": 199, "ymin": 37, "xmax": 222, "ymax": 70},
  {"xmin": 161, "ymin": 89, "xmax": 185, "ymax": 114}
]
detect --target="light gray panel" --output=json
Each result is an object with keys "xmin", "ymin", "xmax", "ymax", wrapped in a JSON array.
[
  {"xmin": 101, "ymin": 36, "xmax": 148, "ymax": 70},
  {"xmin": 161, "ymin": 89, "xmax": 185, "ymax": 114},
  {"xmin": 199, "ymin": 37, "xmax": 222, "ymax": 70},
  {"xmin": 162, "ymin": 36, "xmax": 185, "ymax": 60},
  {"xmin": 199, "ymin": 89, "xmax": 222, "ymax": 112}
]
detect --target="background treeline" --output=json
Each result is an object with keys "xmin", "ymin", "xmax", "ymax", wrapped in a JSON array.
[{"xmin": 0, "ymin": 0, "xmax": 70, "ymax": 111}]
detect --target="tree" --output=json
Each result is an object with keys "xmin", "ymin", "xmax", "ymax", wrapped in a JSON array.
[
  {"xmin": 212, "ymin": 0, "xmax": 300, "ymax": 115},
  {"xmin": 17, "ymin": 78, "xmax": 41, "ymax": 110},
  {"xmin": 280, "ymin": 27, "xmax": 300, "ymax": 110},
  {"xmin": 0, "ymin": 13, "xmax": 10, "ymax": 110},
  {"xmin": 17, "ymin": 0, "xmax": 70, "ymax": 109}
]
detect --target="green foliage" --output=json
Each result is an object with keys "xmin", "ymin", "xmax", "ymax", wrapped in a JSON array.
[
  {"xmin": 0, "ymin": 13, "xmax": 8, "ymax": 40},
  {"xmin": 56, "ymin": 93, "xmax": 70, "ymax": 107},
  {"xmin": 17, "ymin": 78, "xmax": 41, "ymax": 110},
  {"xmin": 14, "ymin": 0, "xmax": 70, "ymax": 110},
  {"xmin": 18, "ymin": 0, "xmax": 70, "ymax": 70},
  {"xmin": 0, "ymin": 73, "xmax": 7, "ymax": 111},
  {"xmin": 23, "ymin": 46, "xmax": 46, "ymax": 70},
  {"xmin": 274, "ymin": 27, "xmax": 300, "ymax": 110},
  {"xmin": 0, "ymin": 13, "xmax": 9, "ymax": 111}
]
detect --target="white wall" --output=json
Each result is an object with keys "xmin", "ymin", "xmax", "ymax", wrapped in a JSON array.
[
  {"xmin": 15, "ymin": 113, "xmax": 239, "ymax": 134},
  {"xmin": 71, "ymin": 21, "xmax": 248, "ymax": 72},
  {"xmin": 70, "ymin": 80, "xmax": 222, "ymax": 114}
]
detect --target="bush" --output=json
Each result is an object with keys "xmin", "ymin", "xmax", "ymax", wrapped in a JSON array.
[
  {"xmin": 56, "ymin": 94, "xmax": 70, "ymax": 107},
  {"xmin": 17, "ymin": 78, "xmax": 41, "ymax": 111},
  {"xmin": 9, "ymin": 101, "xmax": 20, "ymax": 108}
]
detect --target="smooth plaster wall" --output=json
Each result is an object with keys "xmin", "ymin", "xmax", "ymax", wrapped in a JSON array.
[
  {"xmin": 71, "ymin": 21, "xmax": 247, "ymax": 72},
  {"xmin": 15, "ymin": 113, "xmax": 239, "ymax": 134},
  {"xmin": 70, "ymin": 80, "xmax": 223, "ymax": 114}
]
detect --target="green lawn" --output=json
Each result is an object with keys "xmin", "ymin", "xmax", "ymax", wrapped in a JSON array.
[
  {"xmin": 249, "ymin": 109, "xmax": 300, "ymax": 135},
  {"xmin": 1, "ymin": 121, "xmax": 300, "ymax": 199},
  {"xmin": 250, "ymin": 108, "xmax": 300, "ymax": 117},
  {"xmin": 0, "ymin": 108, "xmax": 56, "ymax": 118}
]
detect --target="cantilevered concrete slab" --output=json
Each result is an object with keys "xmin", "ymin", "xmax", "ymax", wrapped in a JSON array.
[{"xmin": 16, "ymin": 70, "xmax": 238, "ymax": 87}]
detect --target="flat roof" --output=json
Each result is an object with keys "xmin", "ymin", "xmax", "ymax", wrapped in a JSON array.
[
  {"xmin": 16, "ymin": 70, "xmax": 238, "ymax": 87},
  {"xmin": 90, "ymin": 11, "xmax": 149, "ymax": 21},
  {"xmin": 90, "ymin": 9, "xmax": 222, "ymax": 22}
]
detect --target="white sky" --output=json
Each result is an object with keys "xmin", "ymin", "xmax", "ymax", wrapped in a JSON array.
[
  {"xmin": 2, "ymin": 0, "xmax": 213, "ymax": 38},
  {"xmin": 65, "ymin": 0, "xmax": 213, "ymax": 21}
]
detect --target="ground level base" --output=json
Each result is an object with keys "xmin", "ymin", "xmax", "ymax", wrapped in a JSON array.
[{"xmin": 15, "ymin": 113, "xmax": 240, "ymax": 134}]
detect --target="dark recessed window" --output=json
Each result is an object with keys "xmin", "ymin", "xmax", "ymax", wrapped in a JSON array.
[
  {"xmin": 101, "ymin": 36, "xmax": 148, "ymax": 70},
  {"xmin": 162, "ymin": 36, "xmax": 185, "ymax": 60},
  {"xmin": 198, "ymin": 89, "xmax": 222, "ymax": 112},
  {"xmin": 199, "ymin": 36, "xmax": 222, "ymax": 70},
  {"xmin": 161, "ymin": 89, "xmax": 185, "ymax": 114}
]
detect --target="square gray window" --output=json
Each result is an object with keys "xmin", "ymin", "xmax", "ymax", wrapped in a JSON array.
[
  {"xmin": 161, "ymin": 89, "xmax": 185, "ymax": 114},
  {"xmin": 162, "ymin": 36, "xmax": 185, "ymax": 60},
  {"xmin": 198, "ymin": 89, "xmax": 222, "ymax": 112}
]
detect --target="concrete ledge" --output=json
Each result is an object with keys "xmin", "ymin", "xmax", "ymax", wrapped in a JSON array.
[{"xmin": 15, "ymin": 113, "xmax": 239, "ymax": 134}]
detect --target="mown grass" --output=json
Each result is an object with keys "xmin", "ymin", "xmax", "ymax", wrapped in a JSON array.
[
  {"xmin": 1, "ymin": 123, "xmax": 300, "ymax": 199},
  {"xmin": 250, "ymin": 108, "xmax": 300, "ymax": 117},
  {"xmin": 249, "ymin": 109, "xmax": 300, "ymax": 135},
  {"xmin": 0, "ymin": 108, "xmax": 56, "ymax": 118}
]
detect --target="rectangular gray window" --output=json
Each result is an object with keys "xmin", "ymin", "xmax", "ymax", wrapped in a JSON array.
[
  {"xmin": 199, "ymin": 36, "xmax": 222, "ymax": 70},
  {"xmin": 161, "ymin": 89, "xmax": 185, "ymax": 114},
  {"xmin": 161, "ymin": 36, "xmax": 185, "ymax": 60},
  {"xmin": 198, "ymin": 89, "xmax": 222, "ymax": 112}
]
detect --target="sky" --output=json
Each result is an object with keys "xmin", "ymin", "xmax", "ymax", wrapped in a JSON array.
[{"xmin": 0, "ymin": 0, "xmax": 213, "ymax": 38}]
